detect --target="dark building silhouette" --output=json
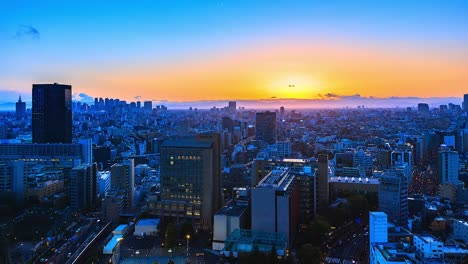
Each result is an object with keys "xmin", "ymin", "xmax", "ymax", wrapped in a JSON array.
[
  {"xmin": 93, "ymin": 146, "xmax": 111, "ymax": 170},
  {"xmin": 228, "ymin": 101, "xmax": 236, "ymax": 113},
  {"xmin": 15, "ymin": 95, "xmax": 26, "ymax": 120},
  {"xmin": 255, "ymin": 111, "xmax": 277, "ymax": 145},
  {"xmin": 417, "ymin": 103, "xmax": 429, "ymax": 113},
  {"xmin": 464, "ymin": 94, "xmax": 468, "ymax": 113},
  {"xmin": 144, "ymin": 101, "xmax": 152, "ymax": 111},
  {"xmin": 317, "ymin": 154, "xmax": 329, "ymax": 211},
  {"xmin": 222, "ymin": 116, "xmax": 234, "ymax": 132},
  {"xmin": 32, "ymin": 83, "xmax": 72, "ymax": 143},
  {"xmin": 70, "ymin": 163, "xmax": 98, "ymax": 212}
]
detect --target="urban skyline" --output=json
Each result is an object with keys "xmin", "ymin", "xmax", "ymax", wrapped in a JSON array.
[
  {"xmin": 1, "ymin": 1, "xmax": 468, "ymax": 107},
  {"xmin": 1, "ymin": 1, "xmax": 468, "ymax": 264}
]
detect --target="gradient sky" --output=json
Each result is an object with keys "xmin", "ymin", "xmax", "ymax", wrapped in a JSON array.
[{"xmin": 1, "ymin": 0, "xmax": 467, "ymax": 103}]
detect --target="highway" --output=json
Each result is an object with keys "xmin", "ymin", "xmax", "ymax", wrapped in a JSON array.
[
  {"xmin": 325, "ymin": 226, "xmax": 369, "ymax": 264},
  {"xmin": 340, "ymin": 231, "xmax": 368, "ymax": 264}
]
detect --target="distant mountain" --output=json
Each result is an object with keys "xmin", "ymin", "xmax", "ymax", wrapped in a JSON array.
[{"xmin": 0, "ymin": 96, "xmax": 463, "ymax": 111}]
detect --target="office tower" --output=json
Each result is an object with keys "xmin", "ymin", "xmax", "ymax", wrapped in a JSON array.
[
  {"xmin": 317, "ymin": 154, "xmax": 329, "ymax": 211},
  {"xmin": 97, "ymin": 171, "xmax": 111, "ymax": 198},
  {"xmin": 438, "ymin": 147, "xmax": 459, "ymax": 184},
  {"xmin": 280, "ymin": 106, "xmax": 285, "ymax": 117},
  {"xmin": 32, "ymin": 83, "xmax": 72, "ymax": 143},
  {"xmin": 255, "ymin": 111, "xmax": 277, "ymax": 145},
  {"xmin": 464, "ymin": 94, "xmax": 468, "ymax": 113},
  {"xmin": 93, "ymin": 146, "xmax": 111, "ymax": 170},
  {"xmin": 228, "ymin": 101, "xmax": 236, "ymax": 113},
  {"xmin": 417, "ymin": 103, "xmax": 430, "ymax": 112},
  {"xmin": 369, "ymin": 212, "xmax": 388, "ymax": 244},
  {"xmin": 149, "ymin": 134, "xmax": 221, "ymax": 229},
  {"xmin": 110, "ymin": 159, "xmax": 135, "ymax": 209},
  {"xmin": 251, "ymin": 152, "xmax": 268, "ymax": 186},
  {"xmin": 369, "ymin": 211, "xmax": 388, "ymax": 261},
  {"xmin": 0, "ymin": 160, "xmax": 25, "ymax": 204},
  {"xmin": 15, "ymin": 95, "xmax": 26, "ymax": 120},
  {"xmin": 143, "ymin": 101, "xmax": 152, "ymax": 111},
  {"xmin": 222, "ymin": 116, "xmax": 234, "ymax": 132},
  {"xmin": 251, "ymin": 168, "xmax": 300, "ymax": 246},
  {"xmin": 277, "ymin": 140, "xmax": 291, "ymax": 158},
  {"xmin": 70, "ymin": 163, "xmax": 97, "ymax": 211},
  {"xmin": 378, "ymin": 170, "xmax": 408, "ymax": 227},
  {"xmin": 79, "ymin": 138, "xmax": 93, "ymax": 164},
  {"xmin": 136, "ymin": 101, "xmax": 141, "ymax": 108}
]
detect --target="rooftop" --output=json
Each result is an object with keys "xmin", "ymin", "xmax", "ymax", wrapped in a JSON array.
[
  {"xmin": 162, "ymin": 139, "xmax": 212, "ymax": 148},
  {"xmin": 257, "ymin": 167, "xmax": 295, "ymax": 192},
  {"xmin": 103, "ymin": 234, "xmax": 123, "ymax": 255},
  {"xmin": 370, "ymin": 211, "xmax": 388, "ymax": 217},
  {"xmin": 215, "ymin": 201, "xmax": 248, "ymax": 217},
  {"xmin": 416, "ymin": 234, "xmax": 440, "ymax": 243},
  {"xmin": 136, "ymin": 218, "xmax": 160, "ymax": 226},
  {"xmin": 330, "ymin": 176, "xmax": 379, "ymax": 184},
  {"xmin": 114, "ymin": 224, "xmax": 128, "ymax": 232}
]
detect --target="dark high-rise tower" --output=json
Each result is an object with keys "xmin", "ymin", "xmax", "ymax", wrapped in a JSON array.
[
  {"xmin": 317, "ymin": 154, "xmax": 329, "ymax": 211},
  {"xmin": 32, "ymin": 83, "xmax": 72, "ymax": 143},
  {"xmin": 15, "ymin": 95, "xmax": 26, "ymax": 120},
  {"xmin": 255, "ymin": 111, "xmax": 277, "ymax": 145},
  {"xmin": 464, "ymin": 94, "xmax": 468, "ymax": 113}
]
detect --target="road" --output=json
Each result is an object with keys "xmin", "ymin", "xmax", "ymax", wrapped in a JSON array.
[
  {"xmin": 325, "ymin": 227, "xmax": 368, "ymax": 264},
  {"xmin": 340, "ymin": 231, "xmax": 368, "ymax": 264}
]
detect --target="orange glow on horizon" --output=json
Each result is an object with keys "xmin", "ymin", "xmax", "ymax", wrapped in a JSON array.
[{"xmin": 67, "ymin": 39, "xmax": 468, "ymax": 102}]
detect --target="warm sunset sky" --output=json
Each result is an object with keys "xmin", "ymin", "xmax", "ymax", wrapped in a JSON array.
[{"xmin": 0, "ymin": 0, "xmax": 467, "ymax": 103}]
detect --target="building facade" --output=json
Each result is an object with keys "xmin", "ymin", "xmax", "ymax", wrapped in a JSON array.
[
  {"xmin": 32, "ymin": 83, "xmax": 72, "ymax": 143},
  {"xmin": 251, "ymin": 167, "xmax": 300, "ymax": 246},
  {"xmin": 147, "ymin": 135, "xmax": 222, "ymax": 230},
  {"xmin": 255, "ymin": 111, "xmax": 277, "ymax": 145}
]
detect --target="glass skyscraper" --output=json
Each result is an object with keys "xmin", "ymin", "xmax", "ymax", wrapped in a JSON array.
[{"xmin": 32, "ymin": 83, "xmax": 72, "ymax": 143}]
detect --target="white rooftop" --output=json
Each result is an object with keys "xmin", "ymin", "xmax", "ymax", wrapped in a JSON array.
[{"xmin": 103, "ymin": 234, "xmax": 123, "ymax": 254}]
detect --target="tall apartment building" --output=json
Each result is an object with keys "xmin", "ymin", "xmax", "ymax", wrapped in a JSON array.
[
  {"xmin": 70, "ymin": 163, "xmax": 98, "ymax": 211},
  {"xmin": 378, "ymin": 170, "xmax": 409, "ymax": 227},
  {"xmin": 317, "ymin": 154, "xmax": 329, "ymax": 211},
  {"xmin": 438, "ymin": 147, "xmax": 459, "ymax": 184},
  {"xmin": 110, "ymin": 159, "xmax": 135, "ymax": 209}
]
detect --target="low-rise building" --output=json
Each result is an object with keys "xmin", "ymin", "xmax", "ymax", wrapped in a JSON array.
[
  {"xmin": 413, "ymin": 234, "xmax": 444, "ymax": 259},
  {"xmin": 453, "ymin": 220, "xmax": 468, "ymax": 242}
]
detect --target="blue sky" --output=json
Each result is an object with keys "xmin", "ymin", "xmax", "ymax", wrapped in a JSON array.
[{"xmin": 1, "ymin": 0, "xmax": 467, "ymax": 106}]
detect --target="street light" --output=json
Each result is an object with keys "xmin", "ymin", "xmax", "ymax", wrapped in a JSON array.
[{"xmin": 186, "ymin": 234, "xmax": 190, "ymax": 260}]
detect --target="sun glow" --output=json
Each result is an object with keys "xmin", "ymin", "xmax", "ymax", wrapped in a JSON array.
[{"xmin": 267, "ymin": 73, "xmax": 322, "ymax": 99}]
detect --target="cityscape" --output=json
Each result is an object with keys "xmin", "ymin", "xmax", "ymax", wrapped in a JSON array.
[{"xmin": 1, "ymin": 1, "xmax": 468, "ymax": 264}]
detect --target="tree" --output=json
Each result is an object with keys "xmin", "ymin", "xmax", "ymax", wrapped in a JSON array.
[
  {"xmin": 270, "ymin": 245, "xmax": 278, "ymax": 264},
  {"xmin": 297, "ymin": 244, "xmax": 321, "ymax": 264},
  {"xmin": 164, "ymin": 222, "xmax": 177, "ymax": 249},
  {"xmin": 179, "ymin": 221, "xmax": 194, "ymax": 239},
  {"xmin": 167, "ymin": 260, "xmax": 175, "ymax": 264},
  {"xmin": 228, "ymin": 251, "xmax": 236, "ymax": 264},
  {"xmin": 248, "ymin": 245, "xmax": 266, "ymax": 264}
]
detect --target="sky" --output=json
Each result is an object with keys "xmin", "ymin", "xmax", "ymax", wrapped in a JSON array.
[{"xmin": 1, "ymin": 0, "xmax": 467, "ymax": 107}]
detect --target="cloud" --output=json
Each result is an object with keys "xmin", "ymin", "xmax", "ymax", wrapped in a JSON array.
[
  {"xmin": 318, "ymin": 93, "xmax": 341, "ymax": 99},
  {"xmin": 72, "ymin": 93, "xmax": 94, "ymax": 102},
  {"xmin": 14, "ymin": 25, "xmax": 40, "ymax": 39},
  {"xmin": 134, "ymin": 96, "xmax": 142, "ymax": 100}
]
